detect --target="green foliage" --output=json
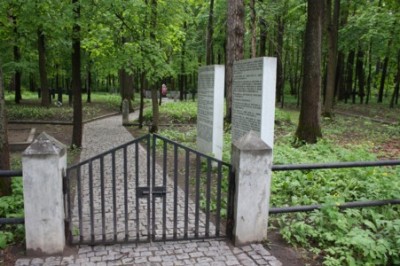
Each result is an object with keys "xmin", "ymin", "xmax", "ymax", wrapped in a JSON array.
[
  {"xmin": 0, "ymin": 177, "xmax": 24, "ymax": 249},
  {"xmin": 156, "ymin": 106, "xmax": 400, "ymax": 265},
  {"xmin": 143, "ymin": 101, "xmax": 197, "ymax": 124}
]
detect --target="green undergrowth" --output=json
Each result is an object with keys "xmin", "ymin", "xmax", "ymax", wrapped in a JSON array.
[
  {"xmin": 143, "ymin": 101, "xmax": 197, "ymax": 124},
  {"xmin": 272, "ymin": 136, "xmax": 400, "ymax": 265},
  {"xmin": 154, "ymin": 103, "xmax": 400, "ymax": 266},
  {"xmin": 0, "ymin": 155, "xmax": 25, "ymax": 249},
  {"xmin": 5, "ymin": 92, "xmax": 141, "ymax": 121}
]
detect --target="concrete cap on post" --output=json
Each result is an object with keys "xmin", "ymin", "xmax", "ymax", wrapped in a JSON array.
[
  {"xmin": 22, "ymin": 132, "xmax": 67, "ymax": 255},
  {"xmin": 231, "ymin": 130, "xmax": 273, "ymax": 246}
]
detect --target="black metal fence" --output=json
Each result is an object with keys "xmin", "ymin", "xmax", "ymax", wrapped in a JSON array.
[
  {"xmin": 269, "ymin": 160, "xmax": 400, "ymax": 214},
  {"xmin": 0, "ymin": 170, "xmax": 24, "ymax": 225}
]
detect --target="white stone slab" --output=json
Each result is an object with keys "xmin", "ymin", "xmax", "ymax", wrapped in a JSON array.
[
  {"xmin": 196, "ymin": 65, "xmax": 225, "ymax": 160},
  {"xmin": 231, "ymin": 57, "xmax": 277, "ymax": 148}
]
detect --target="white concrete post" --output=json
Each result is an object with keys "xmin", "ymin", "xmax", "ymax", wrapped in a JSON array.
[
  {"xmin": 122, "ymin": 98, "xmax": 129, "ymax": 125},
  {"xmin": 22, "ymin": 132, "xmax": 66, "ymax": 255},
  {"xmin": 231, "ymin": 130, "xmax": 273, "ymax": 246}
]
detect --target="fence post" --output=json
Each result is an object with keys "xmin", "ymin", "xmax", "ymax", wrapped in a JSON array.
[
  {"xmin": 231, "ymin": 131, "xmax": 273, "ymax": 246},
  {"xmin": 122, "ymin": 98, "xmax": 129, "ymax": 125},
  {"xmin": 22, "ymin": 132, "xmax": 67, "ymax": 255}
]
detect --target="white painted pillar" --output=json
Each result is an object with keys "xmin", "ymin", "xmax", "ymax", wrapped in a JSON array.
[
  {"xmin": 122, "ymin": 98, "xmax": 129, "ymax": 125},
  {"xmin": 231, "ymin": 130, "xmax": 273, "ymax": 246},
  {"xmin": 22, "ymin": 132, "xmax": 66, "ymax": 255}
]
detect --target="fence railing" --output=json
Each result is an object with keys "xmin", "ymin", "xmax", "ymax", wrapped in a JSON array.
[
  {"xmin": 0, "ymin": 170, "xmax": 24, "ymax": 225},
  {"xmin": 270, "ymin": 160, "xmax": 400, "ymax": 214}
]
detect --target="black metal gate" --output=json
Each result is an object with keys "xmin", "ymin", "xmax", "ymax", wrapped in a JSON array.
[{"xmin": 64, "ymin": 134, "xmax": 233, "ymax": 245}]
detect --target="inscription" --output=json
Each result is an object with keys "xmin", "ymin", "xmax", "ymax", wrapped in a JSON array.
[
  {"xmin": 232, "ymin": 58, "xmax": 264, "ymax": 141},
  {"xmin": 197, "ymin": 67, "xmax": 214, "ymax": 142}
]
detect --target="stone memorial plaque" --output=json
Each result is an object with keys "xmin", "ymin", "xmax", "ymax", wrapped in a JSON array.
[
  {"xmin": 197, "ymin": 65, "xmax": 225, "ymax": 160},
  {"xmin": 232, "ymin": 57, "xmax": 277, "ymax": 148}
]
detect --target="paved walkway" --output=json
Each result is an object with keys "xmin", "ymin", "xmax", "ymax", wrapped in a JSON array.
[{"xmin": 15, "ymin": 111, "xmax": 282, "ymax": 266}]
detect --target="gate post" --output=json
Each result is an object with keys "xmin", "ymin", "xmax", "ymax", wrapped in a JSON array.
[
  {"xmin": 231, "ymin": 131, "xmax": 272, "ymax": 246},
  {"xmin": 22, "ymin": 132, "xmax": 67, "ymax": 255}
]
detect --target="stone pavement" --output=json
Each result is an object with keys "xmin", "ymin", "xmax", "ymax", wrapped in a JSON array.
[{"xmin": 15, "ymin": 110, "xmax": 282, "ymax": 266}]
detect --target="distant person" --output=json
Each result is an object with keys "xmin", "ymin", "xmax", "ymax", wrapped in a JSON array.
[{"xmin": 161, "ymin": 83, "xmax": 167, "ymax": 97}]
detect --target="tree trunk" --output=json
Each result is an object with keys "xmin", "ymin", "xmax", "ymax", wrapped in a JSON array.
[
  {"xmin": 344, "ymin": 50, "xmax": 355, "ymax": 103},
  {"xmin": 29, "ymin": 74, "xmax": 36, "ymax": 92},
  {"xmin": 0, "ymin": 62, "xmax": 12, "ymax": 196},
  {"xmin": 378, "ymin": 55, "xmax": 389, "ymax": 103},
  {"xmin": 56, "ymin": 65, "xmax": 63, "ymax": 103},
  {"xmin": 87, "ymin": 69, "xmax": 91, "ymax": 103},
  {"xmin": 355, "ymin": 46, "xmax": 365, "ymax": 104},
  {"xmin": 139, "ymin": 72, "xmax": 146, "ymax": 128},
  {"xmin": 149, "ymin": 0, "xmax": 159, "ymax": 133},
  {"xmin": 12, "ymin": 15, "xmax": 22, "ymax": 104},
  {"xmin": 259, "ymin": 17, "xmax": 267, "ymax": 57},
  {"xmin": 225, "ymin": 0, "xmax": 244, "ymax": 124},
  {"xmin": 378, "ymin": 24, "xmax": 394, "ymax": 103},
  {"xmin": 71, "ymin": 0, "xmax": 82, "ymax": 148},
  {"xmin": 119, "ymin": 69, "xmax": 133, "ymax": 110},
  {"xmin": 249, "ymin": 0, "xmax": 256, "ymax": 58},
  {"xmin": 323, "ymin": 0, "xmax": 340, "ymax": 117},
  {"xmin": 275, "ymin": 16, "xmax": 284, "ymax": 104},
  {"xmin": 295, "ymin": 0, "xmax": 323, "ymax": 144},
  {"xmin": 150, "ymin": 84, "xmax": 159, "ymax": 133},
  {"xmin": 336, "ymin": 51, "xmax": 345, "ymax": 100},
  {"xmin": 390, "ymin": 50, "xmax": 400, "ymax": 108},
  {"xmin": 38, "ymin": 29, "xmax": 50, "ymax": 107},
  {"xmin": 206, "ymin": 0, "xmax": 214, "ymax": 65}
]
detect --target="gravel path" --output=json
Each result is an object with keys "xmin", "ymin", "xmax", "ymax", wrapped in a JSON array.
[{"xmin": 16, "ymin": 111, "xmax": 282, "ymax": 266}]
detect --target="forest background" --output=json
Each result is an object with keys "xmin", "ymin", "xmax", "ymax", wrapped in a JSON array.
[{"xmin": 0, "ymin": 0, "xmax": 399, "ymax": 265}]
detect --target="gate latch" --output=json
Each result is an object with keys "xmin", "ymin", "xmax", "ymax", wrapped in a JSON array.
[{"xmin": 136, "ymin": 186, "xmax": 167, "ymax": 198}]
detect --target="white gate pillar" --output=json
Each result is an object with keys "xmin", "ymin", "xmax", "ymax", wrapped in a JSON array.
[
  {"xmin": 231, "ymin": 131, "xmax": 273, "ymax": 246},
  {"xmin": 22, "ymin": 132, "xmax": 66, "ymax": 255}
]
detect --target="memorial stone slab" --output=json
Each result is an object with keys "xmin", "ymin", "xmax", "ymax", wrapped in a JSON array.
[
  {"xmin": 196, "ymin": 65, "xmax": 225, "ymax": 160},
  {"xmin": 231, "ymin": 57, "xmax": 277, "ymax": 148}
]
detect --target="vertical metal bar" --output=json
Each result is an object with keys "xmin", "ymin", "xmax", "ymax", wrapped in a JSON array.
[
  {"xmin": 152, "ymin": 135, "xmax": 156, "ymax": 241},
  {"xmin": 88, "ymin": 160, "xmax": 95, "ymax": 243},
  {"xmin": 195, "ymin": 155, "xmax": 200, "ymax": 237},
  {"xmin": 226, "ymin": 166, "xmax": 235, "ymax": 239},
  {"xmin": 162, "ymin": 140, "xmax": 167, "ymax": 240},
  {"xmin": 135, "ymin": 142, "xmax": 140, "ymax": 241},
  {"xmin": 100, "ymin": 157, "xmax": 106, "ymax": 241},
  {"xmin": 205, "ymin": 158, "xmax": 212, "ymax": 237},
  {"xmin": 173, "ymin": 144, "xmax": 178, "ymax": 239},
  {"xmin": 112, "ymin": 151, "xmax": 117, "ymax": 241},
  {"xmin": 184, "ymin": 149, "xmax": 190, "ymax": 239},
  {"xmin": 123, "ymin": 147, "xmax": 129, "ymax": 242},
  {"xmin": 215, "ymin": 163, "xmax": 223, "ymax": 236},
  {"xmin": 77, "ymin": 166, "xmax": 83, "ymax": 242},
  {"xmin": 66, "ymin": 169, "xmax": 73, "ymax": 244},
  {"xmin": 148, "ymin": 134, "xmax": 152, "ymax": 241}
]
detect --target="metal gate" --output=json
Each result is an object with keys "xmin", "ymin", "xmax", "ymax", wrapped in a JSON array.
[{"xmin": 64, "ymin": 134, "xmax": 233, "ymax": 245}]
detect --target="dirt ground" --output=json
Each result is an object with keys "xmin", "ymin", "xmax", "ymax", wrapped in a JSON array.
[{"xmin": 8, "ymin": 123, "xmax": 73, "ymax": 148}]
